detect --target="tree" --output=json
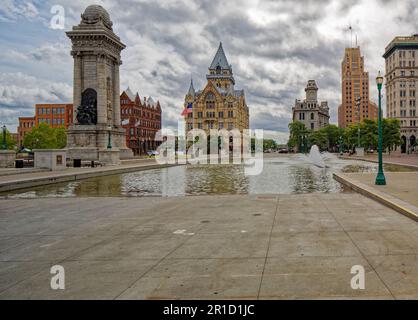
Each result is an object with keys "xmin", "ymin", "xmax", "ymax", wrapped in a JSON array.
[
  {"xmin": 321, "ymin": 124, "xmax": 342, "ymax": 151},
  {"xmin": 360, "ymin": 119, "xmax": 378, "ymax": 151},
  {"xmin": 309, "ymin": 130, "xmax": 328, "ymax": 150},
  {"xmin": 263, "ymin": 139, "xmax": 277, "ymax": 151},
  {"xmin": 288, "ymin": 121, "xmax": 309, "ymax": 152},
  {"xmin": 382, "ymin": 118, "xmax": 402, "ymax": 154},
  {"xmin": 23, "ymin": 123, "xmax": 66, "ymax": 149},
  {"xmin": 0, "ymin": 128, "xmax": 16, "ymax": 150}
]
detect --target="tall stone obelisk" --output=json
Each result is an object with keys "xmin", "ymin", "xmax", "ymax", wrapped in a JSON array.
[{"xmin": 66, "ymin": 4, "xmax": 133, "ymax": 164}]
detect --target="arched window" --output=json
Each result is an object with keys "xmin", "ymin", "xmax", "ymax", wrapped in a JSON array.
[
  {"xmin": 206, "ymin": 92, "xmax": 215, "ymax": 109},
  {"xmin": 216, "ymin": 65, "xmax": 221, "ymax": 74},
  {"xmin": 311, "ymin": 113, "xmax": 315, "ymax": 120}
]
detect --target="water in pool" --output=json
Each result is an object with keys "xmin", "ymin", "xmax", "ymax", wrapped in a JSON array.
[{"xmin": 0, "ymin": 154, "xmax": 411, "ymax": 198}]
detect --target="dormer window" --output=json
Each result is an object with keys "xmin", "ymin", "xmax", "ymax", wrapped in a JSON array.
[{"xmin": 216, "ymin": 65, "xmax": 221, "ymax": 74}]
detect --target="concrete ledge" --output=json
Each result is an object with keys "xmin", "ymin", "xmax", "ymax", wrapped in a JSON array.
[
  {"xmin": 0, "ymin": 163, "xmax": 178, "ymax": 193},
  {"xmin": 333, "ymin": 172, "xmax": 418, "ymax": 222},
  {"xmin": 339, "ymin": 156, "xmax": 418, "ymax": 170}
]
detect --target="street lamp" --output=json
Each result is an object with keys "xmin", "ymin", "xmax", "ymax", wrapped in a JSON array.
[
  {"xmin": 339, "ymin": 135, "xmax": 343, "ymax": 156},
  {"xmin": 375, "ymin": 71, "xmax": 386, "ymax": 185},
  {"xmin": 1, "ymin": 125, "xmax": 7, "ymax": 150},
  {"xmin": 107, "ymin": 124, "xmax": 112, "ymax": 149}
]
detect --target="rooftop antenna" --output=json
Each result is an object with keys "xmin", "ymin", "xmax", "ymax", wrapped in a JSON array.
[
  {"xmin": 355, "ymin": 34, "xmax": 358, "ymax": 47},
  {"xmin": 349, "ymin": 25, "xmax": 353, "ymax": 48}
]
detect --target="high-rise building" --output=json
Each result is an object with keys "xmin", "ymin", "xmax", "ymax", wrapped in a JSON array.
[
  {"xmin": 184, "ymin": 42, "xmax": 249, "ymax": 134},
  {"xmin": 292, "ymin": 80, "xmax": 330, "ymax": 131},
  {"xmin": 120, "ymin": 88, "xmax": 162, "ymax": 155},
  {"xmin": 384, "ymin": 35, "xmax": 418, "ymax": 153},
  {"xmin": 338, "ymin": 47, "xmax": 378, "ymax": 128}
]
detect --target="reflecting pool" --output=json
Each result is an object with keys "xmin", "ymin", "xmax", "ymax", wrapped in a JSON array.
[{"xmin": 1, "ymin": 154, "xmax": 414, "ymax": 198}]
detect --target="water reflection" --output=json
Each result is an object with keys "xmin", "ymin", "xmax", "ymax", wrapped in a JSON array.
[{"xmin": 2, "ymin": 155, "xmax": 413, "ymax": 199}]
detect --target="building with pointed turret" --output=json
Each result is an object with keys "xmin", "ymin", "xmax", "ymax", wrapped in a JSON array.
[
  {"xmin": 184, "ymin": 42, "xmax": 249, "ymax": 133},
  {"xmin": 292, "ymin": 80, "xmax": 330, "ymax": 131},
  {"xmin": 120, "ymin": 87, "xmax": 162, "ymax": 155}
]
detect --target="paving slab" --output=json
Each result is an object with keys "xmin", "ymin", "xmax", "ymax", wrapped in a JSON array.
[{"xmin": 0, "ymin": 194, "xmax": 417, "ymax": 299}]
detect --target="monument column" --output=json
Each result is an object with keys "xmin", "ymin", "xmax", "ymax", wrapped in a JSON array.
[
  {"xmin": 72, "ymin": 53, "xmax": 82, "ymax": 124},
  {"xmin": 113, "ymin": 61, "xmax": 121, "ymax": 127},
  {"xmin": 66, "ymin": 4, "xmax": 133, "ymax": 163}
]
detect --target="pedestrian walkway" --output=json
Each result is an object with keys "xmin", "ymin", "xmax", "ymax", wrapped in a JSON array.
[{"xmin": 1, "ymin": 193, "xmax": 418, "ymax": 299}]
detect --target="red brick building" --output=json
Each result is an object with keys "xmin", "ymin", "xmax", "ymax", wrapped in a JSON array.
[
  {"xmin": 17, "ymin": 104, "xmax": 73, "ymax": 147},
  {"xmin": 35, "ymin": 104, "xmax": 73, "ymax": 128},
  {"xmin": 17, "ymin": 117, "xmax": 35, "ymax": 147},
  {"xmin": 120, "ymin": 88, "xmax": 162, "ymax": 155}
]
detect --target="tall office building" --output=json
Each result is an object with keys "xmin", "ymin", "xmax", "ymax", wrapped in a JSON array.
[
  {"xmin": 338, "ymin": 47, "xmax": 378, "ymax": 128},
  {"xmin": 384, "ymin": 35, "xmax": 418, "ymax": 152}
]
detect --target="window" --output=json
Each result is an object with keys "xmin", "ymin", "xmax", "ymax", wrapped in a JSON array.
[
  {"xmin": 218, "ymin": 111, "xmax": 224, "ymax": 118},
  {"xmin": 197, "ymin": 112, "xmax": 203, "ymax": 118},
  {"xmin": 311, "ymin": 123, "xmax": 314, "ymax": 130},
  {"xmin": 228, "ymin": 122, "xmax": 233, "ymax": 130},
  {"xmin": 310, "ymin": 113, "xmax": 315, "ymax": 120},
  {"xmin": 205, "ymin": 92, "xmax": 215, "ymax": 109},
  {"xmin": 198, "ymin": 122, "xmax": 203, "ymax": 129},
  {"xmin": 228, "ymin": 111, "xmax": 233, "ymax": 118},
  {"xmin": 299, "ymin": 113, "xmax": 305, "ymax": 121},
  {"xmin": 219, "ymin": 122, "xmax": 224, "ymax": 129}
]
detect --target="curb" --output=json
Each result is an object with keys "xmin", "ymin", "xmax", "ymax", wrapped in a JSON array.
[
  {"xmin": 0, "ymin": 164, "xmax": 178, "ymax": 193},
  {"xmin": 339, "ymin": 156, "xmax": 418, "ymax": 170},
  {"xmin": 333, "ymin": 172, "xmax": 418, "ymax": 222}
]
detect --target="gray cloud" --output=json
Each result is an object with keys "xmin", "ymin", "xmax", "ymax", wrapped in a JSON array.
[{"xmin": 1, "ymin": 0, "xmax": 417, "ymax": 134}]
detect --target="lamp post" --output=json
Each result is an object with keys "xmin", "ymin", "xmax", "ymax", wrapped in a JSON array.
[
  {"xmin": 107, "ymin": 125, "xmax": 112, "ymax": 149},
  {"xmin": 375, "ymin": 71, "xmax": 386, "ymax": 185},
  {"xmin": 1, "ymin": 125, "xmax": 7, "ymax": 150},
  {"xmin": 339, "ymin": 135, "xmax": 343, "ymax": 156}
]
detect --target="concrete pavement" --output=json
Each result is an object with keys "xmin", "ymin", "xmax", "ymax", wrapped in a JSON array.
[{"xmin": 1, "ymin": 193, "xmax": 418, "ymax": 299}]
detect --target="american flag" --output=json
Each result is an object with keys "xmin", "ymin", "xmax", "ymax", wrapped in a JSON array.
[{"xmin": 181, "ymin": 103, "xmax": 193, "ymax": 116}]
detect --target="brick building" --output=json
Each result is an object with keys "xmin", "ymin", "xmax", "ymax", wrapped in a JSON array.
[
  {"xmin": 120, "ymin": 88, "xmax": 162, "ymax": 155},
  {"xmin": 17, "ymin": 117, "xmax": 35, "ymax": 147},
  {"xmin": 338, "ymin": 47, "xmax": 378, "ymax": 128},
  {"xmin": 17, "ymin": 104, "xmax": 73, "ymax": 147}
]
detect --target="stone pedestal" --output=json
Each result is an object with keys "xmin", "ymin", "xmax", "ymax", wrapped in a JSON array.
[
  {"xmin": 67, "ymin": 124, "xmax": 133, "ymax": 161},
  {"xmin": 0, "ymin": 150, "xmax": 16, "ymax": 168},
  {"xmin": 356, "ymin": 147, "xmax": 365, "ymax": 157},
  {"xmin": 34, "ymin": 149, "xmax": 67, "ymax": 170},
  {"xmin": 99, "ymin": 149, "xmax": 120, "ymax": 166}
]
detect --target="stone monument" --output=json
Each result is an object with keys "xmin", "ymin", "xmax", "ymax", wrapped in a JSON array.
[{"xmin": 66, "ymin": 5, "xmax": 133, "ymax": 165}]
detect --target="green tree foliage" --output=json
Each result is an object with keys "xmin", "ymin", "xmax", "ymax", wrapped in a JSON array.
[
  {"xmin": 263, "ymin": 139, "xmax": 277, "ymax": 151},
  {"xmin": 23, "ymin": 123, "xmax": 67, "ymax": 149},
  {"xmin": 287, "ymin": 118, "xmax": 402, "ymax": 153},
  {"xmin": 288, "ymin": 121, "xmax": 308, "ymax": 150},
  {"xmin": 309, "ymin": 130, "xmax": 328, "ymax": 150},
  {"xmin": 382, "ymin": 118, "xmax": 402, "ymax": 154},
  {"xmin": 0, "ymin": 128, "xmax": 17, "ymax": 150}
]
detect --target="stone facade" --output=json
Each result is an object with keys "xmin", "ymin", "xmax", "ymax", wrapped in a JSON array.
[
  {"xmin": 384, "ymin": 35, "xmax": 418, "ymax": 153},
  {"xmin": 338, "ymin": 47, "xmax": 378, "ymax": 128},
  {"xmin": 34, "ymin": 149, "xmax": 67, "ymax": 170},
  {"xmin": 0, "ymin": 150, "xmax": 16, "ymax": 168},
  {"xmin": 292, "ymin": 80, "xmax": 330, "ymax": 131},
  {"xmin": 66, "ymin": 5, "xmax": 133, "ymax": 161},
  {"xmin": 184, "ymin": 42, "xmax": 250, "ymax": 134}
]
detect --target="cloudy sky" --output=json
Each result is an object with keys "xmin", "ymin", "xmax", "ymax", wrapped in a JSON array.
[{"xmin": 1, "ymin": 0, "xmax": 418, "ymax": 142}]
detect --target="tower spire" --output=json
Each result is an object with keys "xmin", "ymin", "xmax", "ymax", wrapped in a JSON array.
[{"xmin": 188, "ymin": 78, "xmax": 195, "ymax": 97}]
